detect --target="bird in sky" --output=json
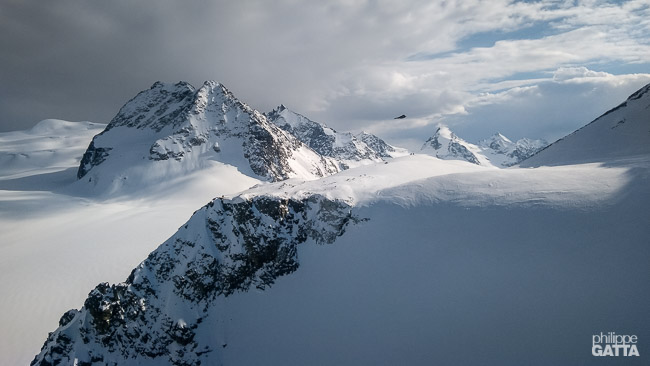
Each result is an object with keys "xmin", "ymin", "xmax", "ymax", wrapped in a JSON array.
[{"xmin": 394, "ymin": 114, "xmax": 406, "ymax": 119}]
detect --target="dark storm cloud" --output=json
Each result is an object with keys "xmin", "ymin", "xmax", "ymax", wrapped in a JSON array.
[
  {"xmin": 1, "ymin": 1, "xmax": 179, "ymax": 129},
  {"xmin": 1, "ymin": 0, "xmax": 416, "ymax": 130},
  {"xmin": 0, "ymin": 1, "xmax": 300, "ymax": 130}
]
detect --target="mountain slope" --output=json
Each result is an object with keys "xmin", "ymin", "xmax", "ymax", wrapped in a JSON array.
[
  {"xmin": 76, "ymin": 81, "xmax": 338, "ymax": 194},
  {"xmin": 31, "ymin": 154, "xmax": 650, "ymax": 365},
  {"xmin": 520, "ymin": 82, "xmax": 650, "ymax": 167},
  {"xmin": 32, "ymin": 194, "xmax": 358, "ymax": 366},
  {"xmin": 266, "ymin": 105, "xmax": 405, "ymax": 169}
]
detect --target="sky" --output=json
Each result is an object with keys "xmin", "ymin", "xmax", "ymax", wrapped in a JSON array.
[{"xmin": 1, "ymin": 0, "xmax": 649, "ymax": 150}]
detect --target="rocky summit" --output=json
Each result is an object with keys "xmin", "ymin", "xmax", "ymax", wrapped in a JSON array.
[
  {"xmin": 76, "ymin": 81, "xmax": 340, "ymax": 193},
  {"xmin": 266, "ymin": 105, "xmax": 404, "ymax": 170}
]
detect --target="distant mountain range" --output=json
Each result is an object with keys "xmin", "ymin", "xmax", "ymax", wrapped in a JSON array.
[
  {"xmin": 70, "ymin": 78, "xmax": 560, "ymax": 198},
  {"xmin": 421, "ymin": 126, "xmax": 547, "ymax": 167},
  {"xmin": 266, "ymin": 105, "xmax": 407, "ymax": 169},
  {"xmin": 74, "ymin": 81, "xmax": 406, "ymax": 195}
]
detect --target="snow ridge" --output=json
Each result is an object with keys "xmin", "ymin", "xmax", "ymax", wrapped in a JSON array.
[
  {"xmin": 32, "ymin": 194, "xmax": 359, "ymax": 366},
  {"xmin": 266, "ymin": 105, "xmax": 404, "ymax": 169},
  {"xmin": 103, "ymin": 81, "xmax": 196, "ymax": 133},
  {"xmin": 421, "ymin": 126, "xmax": 487, "ymax": 165}
]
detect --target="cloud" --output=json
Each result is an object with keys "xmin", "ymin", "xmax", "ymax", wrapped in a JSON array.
[
  {"xmin": 0, "ymin": 0, "xmax": 648, "ymax": 148},
  {"xmin": 552, "ymin": 66, "xmax": 610, "ymax": 81},
  {"xmin": 435, "ymin": 70, "xmax": 650, "ymax": 145}
]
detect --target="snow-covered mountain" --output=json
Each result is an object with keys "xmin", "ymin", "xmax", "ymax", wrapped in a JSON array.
[
  {"xmin": 32, "ymin": 152, "xmax": 650, "ymax": 365},
  {"xmin": 356, "ymin": 131, "xmax": 403, "ymax": 158},
  {"xmin": 421, "ymin": 126, "xmax": 490, "ymax": 165},
  {"xmin": 478, "ymin": 133, "xmax": 547, "ymax": 167},
  {"xmin": 421, "ymin": 126, "xmax": 547, "ymax": 167},
  {"xmin": 521, "ymin": 82, "xmax": 650, "ymax": 167},
  {"xmin": 0, "ymin": 118, "xmax": 264, "ymax": 366},
  {"xmin": 266, "ymin": 105, "xmax": 406, "ymax": 169},
  {"xmin": 10, "ymin": 82, "xmax": 650, "ymax": 366},
  {"xmin": 76, "ymin": 81, "xmax": 339, "ymax": 194},
  {"xmin": 32, "ymin": 193, "xmax": 357, "ymax": 366}
]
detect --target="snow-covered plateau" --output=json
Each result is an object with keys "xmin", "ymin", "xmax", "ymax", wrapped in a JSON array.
[{"xmin": 1, "ymin": 82, "xmax": 649, "ymax": 366}]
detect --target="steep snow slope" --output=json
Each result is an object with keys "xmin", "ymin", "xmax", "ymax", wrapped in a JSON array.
[
  {"xmin": 521, "ymin": 82, "xmax": 650, "ymax": 167},
  {"xmin": 0, "ymin": 121, "xmax": 262, "ymax": 366},
  {"xmin": 266, "ymin": 105, "xmax": 407, "ymax": 169},
  {"xmin": 33, "ymin": 154, "xmax": 650, "ymax": 366},
  {"xmin": 76, "ymin": 81, "xmax": 338, "ymax": 195}
]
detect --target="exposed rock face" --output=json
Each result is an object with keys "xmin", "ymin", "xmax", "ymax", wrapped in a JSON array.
[
  {"xmin": 356, "ymin": 131, "xmax": 396, "ymax": 158},
  {"xmin": 105, "ymin": 81, "xmax": 196, "ymax": 133},
  {"xmin": 77, "ymin": 141, "xmax": 112, "ymax": 178},
  {"xmin": 32, "ymin": 194, "xmax": 362, "ymax": 366},
  {"xmin": 266, "ymin": 105, "xmax": 400, "ymax": 169},
  {"xmin": 76, "ymin": 81, "xmax": 339, "ymax": 190}
]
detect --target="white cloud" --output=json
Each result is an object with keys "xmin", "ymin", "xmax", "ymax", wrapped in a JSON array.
[{"xmin": 553, "ymin": 67, "xmax": 610, "ymax": 81}]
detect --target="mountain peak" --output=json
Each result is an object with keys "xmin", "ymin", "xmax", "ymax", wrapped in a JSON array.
[
  {"xmin": 421, "ymin": 125, "xmax": 482, "ymax": 165},
  {"xmin": 105, "ymin": 81, "xmax": 196, "ymax": 132},
  {"xmin": 491, "ymin": 132, "xmax": 512, "ymax": 142},
  {"xmin": 266, "ymin": 104, "xmax": 295, "ymax": 126},
  {"xmin": 422, "ymin": 127, "xmax": 547, "ymax": 167},
  {"xmin": 478, "ymin": 133, "xmax": 547, "ymax": 166},
  {"xmin": 433, "ymin": 125, "xmax": 455, "ymax": 140},
  {"xmin": 265, "ymin": 105, "xmax": 402, "ymax": 168},
  {"xmin": 201, "ymin": 80, "xmax": 220, "ymax": 88},
  {"xmin": 150, "ymin": 80, "xmax": 192, "ymax": 89},
  {"xmin": 479, "ymin": 132, "xmax": 513, "ymax": 155},
  {"xmin": 190, "ymin": 80, "xmax": 255, "ymax": 120},
  {"xmin": 76, "ymin": 81, "xmax": 340, "ymax": 190},
  {"xmin": 198, "ymin": 80, "xmax": 233, "ymax": 98}
]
